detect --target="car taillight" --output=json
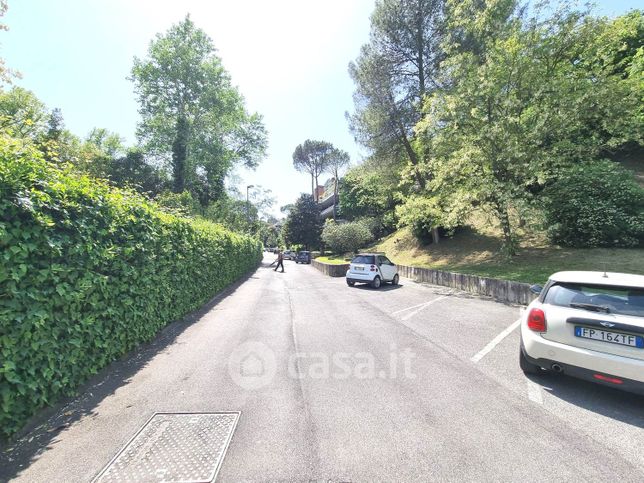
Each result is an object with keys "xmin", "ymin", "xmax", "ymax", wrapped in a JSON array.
[
  {"xmin": 527, "ymin": 308, "xmax": 547, "ymax": 332},
  {"xmin": 370, "ymin": 265, "xmax": 377, "ymax": 271}
]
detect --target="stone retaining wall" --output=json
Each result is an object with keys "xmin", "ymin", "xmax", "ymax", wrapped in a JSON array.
[
  {"xmin": 311, "ymin": 258, "xmax": 535, "ymax": 305},
  {"xmin": 311, "ymin": 259, "xmax": 350, "ymax": 277},
  {"xmin": 395, "ymin": 264, "xmax": 535, "ymax": 305}
]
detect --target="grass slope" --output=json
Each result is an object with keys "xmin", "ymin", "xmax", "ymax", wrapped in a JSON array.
[{"xmin": 372, "ymin": 217, "xmax": 644, "ymax": 285}]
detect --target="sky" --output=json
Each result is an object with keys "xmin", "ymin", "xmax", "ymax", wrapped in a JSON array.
[{"xmin": 2, "ymin": 0, "xmax": 641, "ymax": 217}]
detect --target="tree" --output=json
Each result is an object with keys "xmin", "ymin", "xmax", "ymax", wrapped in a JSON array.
[
  {"xmin": 322, "ymin": 147, "xmax": 350, "ymax": 220},
  {"xmin": 348, "ymin": 0, "xmax": 447, "ymax": 188},
  {"xmin": 414, "ymin": 3, "xmax": 643, "ymax": 254},
  {"xmin": 105, "ymin": 148, "xmax": 169, "ymax": 196},
  {"xmin": 45, "ymin": 108, "xmax": 64, "ymax": 142},
  {"xmin": 282, "ymin": 194, "xmax": 323, "ymax": 249},
  {"xmin": 0, "ymin": 87, "xmax": 48, "ymax": 139},
  {"xmin": 292, "ymin": 140, "xmax": 333, "ymax": 201},
  {"xmin": 322, "ymin": 220, "xmax": 373, "ymax": 254},
  {"xmin": 130, "ymin": 16, "xmax": 267, "ymax": 205},
  {"xmin": 0, "ymin": 0, "xmax": 19, "ymax": 86},
  {"xmin": 542, "ymin": 161, "xmax": 644, "ymax": 248},
  {"xmin": 339, "ymin": 162, "xmax": 400, "ymax": 234}
]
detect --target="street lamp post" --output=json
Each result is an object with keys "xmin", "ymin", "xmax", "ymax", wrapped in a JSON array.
[{"xmin": 246, "ymin": 184, "xmax": 254, "ymax": 222}]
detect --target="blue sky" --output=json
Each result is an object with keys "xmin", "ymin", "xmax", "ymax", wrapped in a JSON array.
[{"xmin": 2, "ymin": 0, "xmax": 640, "ymax": 216}]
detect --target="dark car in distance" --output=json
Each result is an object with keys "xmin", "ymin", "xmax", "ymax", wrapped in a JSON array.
[{"xmin": 295, "ymin": 250, "xmax": 311, "ymax": 264}]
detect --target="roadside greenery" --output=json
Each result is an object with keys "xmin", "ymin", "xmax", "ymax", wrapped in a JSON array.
[
  {"xmin": 131, "ymin": 16, "xmax": 267, "ymax": 205},
  {"xmin": 346, "ymin": 0, "xmax": 644, "ymax": 255},
  {"xmin": 0, "ymin": 16, "xmax": 273, "ymax": 243},
  {"xmin": 282, "ymin": 194, "xmax": 323, "ymax": 249},
  {"xmin": 322, "ymin": 220, "xmax": 374, "ymax": 255},
  {"xmin": 0, "ymin": 136, "xmax": 262, "ymax": 436},
  {"xmin": 543, "ymin": 161, "xmax": 644, "ymax": 247}
]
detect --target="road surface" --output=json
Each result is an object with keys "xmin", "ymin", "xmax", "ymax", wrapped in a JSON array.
[{"xmin": 1, "ymin": 254, "xmax": 643, "ymax": 482}]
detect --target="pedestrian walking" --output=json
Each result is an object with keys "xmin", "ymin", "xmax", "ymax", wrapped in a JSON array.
[{"xmin": 274, "ymin": 249, "xmax": 285, "ymax": 272}]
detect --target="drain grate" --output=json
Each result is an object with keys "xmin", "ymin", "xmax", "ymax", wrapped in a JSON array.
[{"xmin": 93, "ymin": 412, "xmax": 240, "ymax": 483}]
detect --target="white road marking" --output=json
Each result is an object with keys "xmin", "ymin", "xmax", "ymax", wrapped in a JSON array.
[
  {"xmin": 526, "ymin": 379, "xmax": 544, "ymax": 404},
  {"xmin": 398, "ymin": 296, "xmax": 447, "ymax": 321},
  {"xmin": 470, "ymin": 317, "xmax": 522, "ymax": 363},
  {"xmin": 391, "ymin": 300, "xmax": 439, "ymax": 315}
]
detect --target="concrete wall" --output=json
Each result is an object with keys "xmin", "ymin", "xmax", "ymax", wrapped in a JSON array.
[
  {"xmin": 395, "ymin": 264, "xmax": 536, "ymax": 305},
  {"xmin": 311, "ymin": 259, "xmax": 350, "ymax": 277}
]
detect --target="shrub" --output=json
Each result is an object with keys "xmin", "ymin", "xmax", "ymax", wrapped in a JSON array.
[
  {"xmin": 542, "ymin": 160, "xmax": 644, "ymax": 247},
  {"xmin": 321, "ymin": 220, "xmax": 373, "ymax": 254},
  {"xmin": 0, "ymin": 137, "xmax": 262, "ymax": 436}
]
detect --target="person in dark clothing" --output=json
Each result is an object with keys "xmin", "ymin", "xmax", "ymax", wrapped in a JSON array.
[{"xmin": 274, "ymin": 249, "xmax": 285, "ymax": 272}]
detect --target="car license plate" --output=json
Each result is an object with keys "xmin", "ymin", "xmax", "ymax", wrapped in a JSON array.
[
  {"xmin": 575, "ymin": 326, "xmax": 644, "ymax": 348},
  {"xmin": 354, "ymin": 266, "xmax": 363, "ymax": 271}
]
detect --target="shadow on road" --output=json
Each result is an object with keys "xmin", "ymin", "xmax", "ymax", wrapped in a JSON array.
[
  {"xmin": 351, "ymin": 283, "xmax": 404, "ymax": 292},
  {"xmin": 527, "ymin": 373, "xmax": 644, "ymax": 429},
  {"xmin": 0, "ymin": 267, "xmax": 259, "ymax": 482}
]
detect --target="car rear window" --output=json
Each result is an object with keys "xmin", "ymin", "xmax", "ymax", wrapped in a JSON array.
[
  {"xmin": 544, "ymin": 283, "xmax": 644, "ymax": 317},
  {"xmin": 352, "ymin": 255, "xmax": 375, "ymax": 264}
]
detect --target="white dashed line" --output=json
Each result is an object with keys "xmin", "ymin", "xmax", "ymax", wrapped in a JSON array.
[{"xmin": 470, "ymin": 317, "xmax": 522, "ymax": 363}]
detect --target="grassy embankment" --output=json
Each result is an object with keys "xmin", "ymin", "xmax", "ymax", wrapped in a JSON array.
[
  {"xmin": 370, "ymin": 159, "xmax": 644, "ymax": 284},
  {"xmin": 372, "ymin": 224, "xmax": 643, "ymax": 285}
]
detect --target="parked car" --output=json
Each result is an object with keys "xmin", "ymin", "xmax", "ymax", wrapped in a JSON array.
[
  {"xmin": 346, "ymin": 253, "xmax": 399, "ymax": 289},
  {"xmin": 295, "ymin": 250, "xmax": 311, "ymax": 264},
  {"xmin": 283, "ymin": 250, "xmax": 293, "ymax": 260},
  {"xmin": 520, "ymin": 271, "xmax": 644, "ymax": 395}
]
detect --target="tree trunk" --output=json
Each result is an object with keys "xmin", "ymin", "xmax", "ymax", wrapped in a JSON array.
[
  {"xmin": 333, "ymin": 167, "xmax": 338, "ymax": 221},
  {"xmin": 498, "ymin": 204, "xmax": 516, "ymax": 256},
  {"xmin": 172, "ymin": 115, "xmax": 189, "ymax": 193},
  {"xmin": 311, "ymin": 173, "xmax": 315, "ymax": 201},
  {"xmin": 431, "ymin": 227, "xmax": 440, "ymax": 244},
  {"xmin": 314, "ymin": 174, "xmax": 319, "ymax": 202}
]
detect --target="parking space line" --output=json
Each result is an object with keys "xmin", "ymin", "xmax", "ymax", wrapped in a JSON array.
[
  {"xmin": 470, "ymin": 317, "xmax": 521, "ymax": 363},
  {"xmin": 398, "ymin": 296, "xmax": 447, "ymax": 321},
  {"xmin": 391, "ymin": 298, "xmax": 441, "ymax": 315}
]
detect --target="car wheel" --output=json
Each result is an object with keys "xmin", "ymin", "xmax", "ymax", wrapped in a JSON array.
[
  {"xmin": 371, "ymin": 276, "xmax": 381, "ymax": 289},
  {"xmin": 519, "ymin": 348, "xmax": 542, "ymax": 375},
  {"xmin": 347, "ymin": 280, "xmax": 355, "ymax": 287},
  {"xmin": 391, "ymin": 274, "xmax": 399, "ymax": 285}
]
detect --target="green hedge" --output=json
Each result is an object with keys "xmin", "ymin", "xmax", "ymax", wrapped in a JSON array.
[{"xmin": 0, "ymin": 137, "xmax": 262, "ymax": 437}]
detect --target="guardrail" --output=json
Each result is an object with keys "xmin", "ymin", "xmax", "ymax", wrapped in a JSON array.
[
  {"xmin": 395, "ymin": 264, "xmax": 535, "ymax": 305},
  {"xmin": 311, "ymin": 259, "xmax": 350, "ymax": 277}
]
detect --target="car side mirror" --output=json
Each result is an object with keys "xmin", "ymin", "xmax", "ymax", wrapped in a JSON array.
[{"xmin": 530, "ymin": 284, "xmax": 543, "ymax": 295}]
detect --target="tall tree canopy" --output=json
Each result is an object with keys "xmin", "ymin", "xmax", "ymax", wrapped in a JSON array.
[
  {"xmin": 131, "ymin": 16, "xmax": 267, "ymax": 205},
  {"xmin": 414, "ymin": 3, "xmax": 643, "ymax": 254},
  {"xmin": 348, "ymin": 0, "xmax": 447, "ymax": 187},
  {"xmin": 292, "ymin": 139, "xmax": 334, "ymax": 201}
]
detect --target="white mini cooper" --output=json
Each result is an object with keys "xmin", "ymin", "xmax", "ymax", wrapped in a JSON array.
[
  {"xmin": 520, "ymin": 271, "xmax": 644, "ymax": 395},
  {"xmin": 346, "ymin": 253, "xmax": 399, "ymax": 289}
]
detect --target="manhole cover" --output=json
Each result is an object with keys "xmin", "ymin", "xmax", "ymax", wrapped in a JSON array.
[{"xmin": 93, "ymin": 412, "xmax": 240, "ymax": 483}]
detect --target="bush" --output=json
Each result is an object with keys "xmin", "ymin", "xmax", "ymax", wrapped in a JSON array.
[
  {"xmin": 0, "ymin": 137, "xmax": 262, "ymax": 436},
  {"xmin": 321, "ymin": 220, "xmax": 373, "ymax": 254},
  {"xmin": 543, "ymin": 160, "xmax": 644, "ymax": 247}
]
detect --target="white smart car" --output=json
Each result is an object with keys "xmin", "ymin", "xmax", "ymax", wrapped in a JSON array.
[
  {"xmin": 346, "ymin": 253, "xmax": 399, "ymax": 289},
  {"xmin": 520, "ymin": 271, "xmax": 644, "ymax": 395}
]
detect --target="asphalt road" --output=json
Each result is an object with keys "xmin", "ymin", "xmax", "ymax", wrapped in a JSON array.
[{"xmin": 2, "ymin": 253, "xmax": 643, "ymax": 482}]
